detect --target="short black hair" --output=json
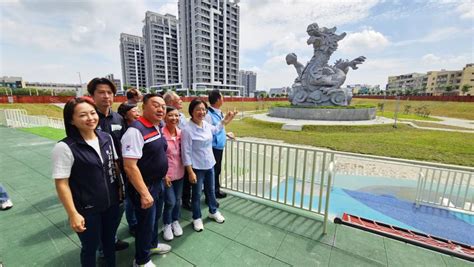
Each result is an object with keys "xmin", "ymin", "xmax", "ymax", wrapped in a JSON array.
[
  {"xmin": 208, "ymin": 89, "xmax": 222, "ymax": 105},
  {"xmin": 126, "ymin": 88, "xmax": 139, "ymax": 100},
  {"xmin": 87, "ymin": 77, "xmax": 117, "ymax": 95},
  {"xmin": 188, "ymin": 98, "xmax": 208, "ymax": 118},
  {"xmin": 117, "ymin": 102, "xmax": 137, "ymax": 118},
  {"xmin": 63, "ymin": 97, "xmax": 97, "ymax": 137},
  {"xmin": 166, "ymin": 106, "xmax": 177, "ymax": 114},
  {"xmin": 142, "ymin": 93, "xmax": 161, "ymax": 104}
]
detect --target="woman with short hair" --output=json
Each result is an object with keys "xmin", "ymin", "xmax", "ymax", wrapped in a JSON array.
[{"xmin": 181, "ymin": 98, "xmax": 236, "ymax": 232}]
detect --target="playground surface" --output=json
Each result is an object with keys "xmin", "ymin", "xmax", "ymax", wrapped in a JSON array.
[{"xmin": 0, "ymin": 126, "xmax": 472, "ymax": 266}]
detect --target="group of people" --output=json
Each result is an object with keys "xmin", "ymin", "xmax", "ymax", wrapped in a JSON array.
[{"xmin": 52, "ymin": 78, "xmax": 237, "ymax": 267}]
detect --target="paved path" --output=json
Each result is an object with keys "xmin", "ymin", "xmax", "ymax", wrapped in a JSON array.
[
  {"xmin": 430, "ymin": 116, "xmax": 474, "ymax": 130},
  {"xmin": 252, "ymin": 113, "xmax": 394, "ymax": 126},
  {"xmin": 252, "ymin": 113, "xmax": 474, "ymax": 133}
]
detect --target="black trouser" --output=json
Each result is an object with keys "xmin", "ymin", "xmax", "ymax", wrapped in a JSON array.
[
  {"xmin": 181, "ymin": 171, "xmax": 191, "ymax": 204},
  {"xmin": 77, "ymin": 204, "xmax": 119, "ymax": 267},
  {"xmin": 213, "ymin": 148, "xmax": 224, "ymax": 192}
]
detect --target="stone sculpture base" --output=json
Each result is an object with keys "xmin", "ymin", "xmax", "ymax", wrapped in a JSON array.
[{"xmin": 268, "ymin": 107, "xmax": 376, "ymax": 121}]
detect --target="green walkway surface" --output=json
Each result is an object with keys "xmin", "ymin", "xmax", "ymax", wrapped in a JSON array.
[{"xmin": 0, "ymin": 126, "xmax": 471, "ymax": 267}]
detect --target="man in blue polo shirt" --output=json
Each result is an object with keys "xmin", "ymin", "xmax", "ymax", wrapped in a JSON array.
[
  {"xmin": 205, "ymin": 90, "xmax": 236, "ymax": 199},
  {"xmin": 122, "ymin": 93, "xmax": 171, "ymax": 267}
]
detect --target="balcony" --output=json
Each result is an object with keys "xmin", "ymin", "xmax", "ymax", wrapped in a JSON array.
[{"xmin": 0, "ymin": 127, "xmax": 471, "ymax": 266}]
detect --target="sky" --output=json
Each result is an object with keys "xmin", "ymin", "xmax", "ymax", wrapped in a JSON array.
[{"xmin": 1, "ymin": 0, "xmax": 473, "ymax": 90}]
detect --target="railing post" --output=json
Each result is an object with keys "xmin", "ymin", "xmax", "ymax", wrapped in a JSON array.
[
  {"xmin": 323, "ymin": 161, "xmax": 335, "ymax": 235},
  {"xmin": 318, "ymin": 152, "xmax": 327, "ymax": 213}
]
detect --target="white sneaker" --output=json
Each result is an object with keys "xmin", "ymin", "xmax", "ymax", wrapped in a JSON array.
[
  {"xmin": 0, "ymin": 199, "xmax": 13, "ymax": 210},
  {"xmin": 208, "ymin": 211, "xmax": 225, "ymax": 223},
  {"xmin": 172, "ymin": 220, "xmax": 183, "ymax": 237},
  {"xmin": 163, "ymin": 224, "xmax": 174, "ymax": 241},
  {"xmin": 193, "ymin": 218, "xmax": 204, "ymax": 232},
  {"xmin": 133, "ymin": 259, "xmax": 156, "ymax": 267},
  {"xmin": 149, "ymin": 243, "xmax": 172, "ymax": 255}
]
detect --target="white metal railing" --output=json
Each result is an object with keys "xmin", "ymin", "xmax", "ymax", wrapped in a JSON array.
[
  {"xmin": 221, "ymin": 139, "xmax": 336, "ymax": 233},
  {"xmin": 221, "ymin": 139, "xmax": 474, "ymax": 231},
  {"xmin": 415, "ymin": 168, "xmax": 473, "ymax": 213},
  {"xmin": 0, "ymin": 109, "xmax": 64, "ymax": 129}
]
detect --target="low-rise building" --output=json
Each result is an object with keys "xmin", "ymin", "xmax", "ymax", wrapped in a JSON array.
[
  {"xmin": 0, "ymin": 76, "xmax": 24, "ymax": 88},
  {"xmin": 105, "ymin": 74, "xmax": 122, "ymax": 92},
  {"xmin": 387, "ymin": 64, "xmax": 474, "ymax": 95},
  {"xmin": 268, "ymin": 87, "xmax": 290, "ymax": 97},
  {"xmin": 387, "ymin": 73, "xmax": 427, "ymax": 92}
]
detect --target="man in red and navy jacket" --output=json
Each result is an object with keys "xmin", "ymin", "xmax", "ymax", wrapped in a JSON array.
[{"xmin": 121, "ymin": 93, "xmax": 171, "ymax": 267}]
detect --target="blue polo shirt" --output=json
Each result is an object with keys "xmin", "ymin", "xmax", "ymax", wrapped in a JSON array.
[{"xmin": 205, "ymin": 106, "xmax": 226, "ymax": 150}]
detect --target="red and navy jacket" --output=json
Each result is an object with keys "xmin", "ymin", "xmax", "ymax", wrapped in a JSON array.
[
  {"xmin": 61, "ymin": 130, "xmax": 119, "ymax": 216},
  {"xmin": 129, "ymin": 117, "xmax": 168, "ymax": 185}
]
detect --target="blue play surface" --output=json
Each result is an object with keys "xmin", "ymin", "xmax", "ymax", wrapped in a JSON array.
[{"xmin": 271, "ymin": 178, "xmax": 474, "ymax": 245}]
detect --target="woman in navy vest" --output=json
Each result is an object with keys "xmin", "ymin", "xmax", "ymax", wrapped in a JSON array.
[{"xmin": 52, "ymin": 97, "xmax": 121, "ymax": 267}]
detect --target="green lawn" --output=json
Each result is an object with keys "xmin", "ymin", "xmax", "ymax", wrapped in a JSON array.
[
  {"xmin": 19, "ymin": 127, "xmax": 65, "ymax": 140},
  {"xmin": 15, "ymin": 120, "xmax": 474, "ymax": 166},
  {"xmin": 352, "ymin": 98, "xmax": 474, "ymax": 120},
  {"xmin": 226, "ymin": 118, "xmax": 474, "ymax": 167}
]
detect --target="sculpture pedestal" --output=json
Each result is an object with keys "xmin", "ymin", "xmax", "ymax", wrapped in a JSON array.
[{"xmin": 268, "ymin": 107, "xmax": 376, "ymax": 121}]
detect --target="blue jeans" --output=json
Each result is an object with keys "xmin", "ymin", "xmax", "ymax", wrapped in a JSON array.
[
  {"xmin": 0, "ymin": 184, "xmax": 10, "ymax": 204},
  {"xmin": 130, "ymin": 179, "xmax": 164, "ymax": 265},
  {"xmin": 125, "ymin": 182, "xmax": 137, "ymax": 230},
  {"xmin": 77, "ymin": 204, "xmax": 119, "ymax": 267},
  {"xmin": 191, "ymin": 168, "xmax": 218, "ymax": 220},
  {"xmin": 163, "ymin": 179, "xmax": 184, "ymax": 225}
]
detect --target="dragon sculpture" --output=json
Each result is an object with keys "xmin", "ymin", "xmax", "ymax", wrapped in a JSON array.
[{"xmin": 287, "ymin": 23, "xmax": 366, "ymax": 106}]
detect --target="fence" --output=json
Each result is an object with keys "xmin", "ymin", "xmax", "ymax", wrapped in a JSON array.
[
  {"xmin": 221, "ymin": 139, "xmax": 337, "ymax": 233},
  {"xmin": 415, "ymin": 168, "xmax": 473, "ymax": 213},
  {"xmin": 0, "ymin": 109, "xmax": 64, "ymax": 129},
  {"xmin": 220, "ymin": 139, "xmax": 474, "ymax": 230},
  {"xmin": 0, "ymin": 95, "xmax": 288, "ymax": 104},
  {"xmin": 354, "ymin": 95, "xmax": 474, "ymax": 102}
]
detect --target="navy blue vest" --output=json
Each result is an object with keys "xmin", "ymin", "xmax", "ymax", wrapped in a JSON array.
[
  {"xmin": 129, "ymin": 117, "xmax": 168, "ymax": 185},
  {"xmin": 62, "ymin": 131, "xmax": 119, "ymax": 215}
]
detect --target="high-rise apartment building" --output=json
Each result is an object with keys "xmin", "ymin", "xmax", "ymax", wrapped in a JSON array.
[
  {"xmin": 238, "ymin": 70, "xmax": 257, "ymax": 96},
  {"xmin": 120, "ymin": 33, "xmax": 146, "ymax": 89},
  {"xmin": 143, "ymin": 11, "xmax": 180, "ymax": 88},
  {"xmin": 178, "ymin": 0, "xmax": 243, "ymax": 95}
]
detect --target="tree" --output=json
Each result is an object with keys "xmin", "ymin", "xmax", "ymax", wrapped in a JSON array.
[
  {"xmin": 461, "ymin": 84, "xmax": 472, "ymax": 95},
  {"xmin": 444, "ymin": 85, "xmax": 453, "ymax": 92}
]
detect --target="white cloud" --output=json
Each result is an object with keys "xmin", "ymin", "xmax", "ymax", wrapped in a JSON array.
[
  {"xmin": 421, "ymin": 53, "xmax": 441, "ymax": 64},
  {"xmin": 394, "ymin": 26, "xmax": 470, "ymax": 46},
  {"xmin": 456, "ymin": 1, "xmax": 474, "ymax": 19},
  {"xmin": 239, "ymin": 0, "xmax": 380, "ymax": 52},
  {"xmin": 157, "ymin": 2, "xmax": 178, "ymax": 16},
  {"xmin": 338, "ymin": 28, "xmax": 390, "ymax": 54},
  {"xmin": 0, "ymin": 0, "xmax": 154, "ymax": 82}
]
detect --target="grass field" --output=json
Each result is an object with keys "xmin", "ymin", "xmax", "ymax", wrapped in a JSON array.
[
  {"xmin": 19, "ymin": 127, "xmax": 66, "ymax": 140},
  {"xmin": 0, "ymin": 101, "xmax": 286, "ymax": 119},
  {"xmin": 352, "ymin": 98, "xmax": 474, "ymax": 120},
  {"xmin": 18, "ymin": 118, "xmax": 474, "ymax": 167},
  {"xmin": 2, "ymin": 99, "xmax": 472, "ymax": 120},
  {"xmin": 226, "ymin": 118, "xmax": 474, "ymax": 167}
]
